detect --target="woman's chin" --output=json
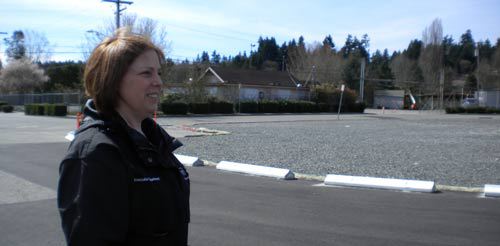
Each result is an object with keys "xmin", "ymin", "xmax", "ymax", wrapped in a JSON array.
[{"xmin": 147, "ymin": 106, "xmax": 158, "ymax": 115}]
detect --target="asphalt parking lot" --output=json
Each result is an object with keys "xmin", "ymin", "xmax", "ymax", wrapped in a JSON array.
[{"xmin": 1, "ymin": 111, "xmax": 500, "ymax": 245}]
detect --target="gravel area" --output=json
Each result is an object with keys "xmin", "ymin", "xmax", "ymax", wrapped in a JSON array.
[{"xmin": 175, "ymin": 115, "xmax": 500, "ymax": 187}]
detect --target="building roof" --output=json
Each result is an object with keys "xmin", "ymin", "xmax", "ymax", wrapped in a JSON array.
[{"xmin": 202, "ymin": 66, "xmax": 299, "ymax": 88}]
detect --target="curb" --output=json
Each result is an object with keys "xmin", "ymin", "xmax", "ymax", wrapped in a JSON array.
[
  {"xmin": 216, "ymin": 161, "xmax": 295, "ymax": 180},
  {"xmin": 174, "ymin": 154, "xmax": 204, "ymax": 167},
  {"xmin": 65, "ymin": 131, "xmax": 75, "ymax": 141},
  {"xmin": 436, "ymin": 185, "xmax": 482, "ymax": 193},
  {"xmin": 484, "ymin": 184, "xmax": 500, "ymax": 197},
  {"xmin": 324, "ymin": 174, "xmax": 436, "ymax": 193}
]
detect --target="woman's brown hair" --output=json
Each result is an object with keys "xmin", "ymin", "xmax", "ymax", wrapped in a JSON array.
[{"xmin": 83, "ymin": 27, "xmax": 165, "ymax": 116}]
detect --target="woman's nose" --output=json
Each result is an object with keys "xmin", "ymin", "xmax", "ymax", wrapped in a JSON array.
[{"xmin": 152, "ymin": 73, "xmax": 162, "ymax": 86}]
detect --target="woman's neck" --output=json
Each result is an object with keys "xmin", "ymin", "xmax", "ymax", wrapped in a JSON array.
[{"xmin": 116, "ymin": 107, "xmax": 145, "ymax": 135}]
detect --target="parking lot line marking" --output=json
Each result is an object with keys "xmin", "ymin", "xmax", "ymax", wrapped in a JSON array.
[{"xmin": 0, "ymin": 170, "xmax": 56, "ymax": 205}]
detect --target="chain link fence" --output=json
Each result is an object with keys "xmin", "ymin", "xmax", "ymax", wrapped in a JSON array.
[{"xmin": 0, "ymin": 92, "xmax": 83, "ymax": 106}]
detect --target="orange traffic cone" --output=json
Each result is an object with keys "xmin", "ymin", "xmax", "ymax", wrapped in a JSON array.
[{"xmin": 76, "ymin": 112, "xmax": 83, "ymax": 129}]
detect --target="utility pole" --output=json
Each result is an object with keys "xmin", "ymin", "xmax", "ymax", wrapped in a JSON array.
[
  {"xmin": 439, "ymin": 68, "xmax": 444, "ymax": 109},
  {"xmin": 475, "ymin": 42, "xmax": 480, "ymax": 94},
  {"xmin": 249, "ymin": 43, "xmax": 255, "ymax": 69},
  {"xmin": 102, "ymin": 0, "xmax": 133, "ymax": 29},
  {"xmin": 359, "ymin": 58, "xmax": 365, "ymax": 102},
  {"xmin": 311, "ymin": 65, "xmax": 316, "ymax": 85},
  {"xmin": 282, "ymin": 55, "xmax": 285, "ymax": 71}
]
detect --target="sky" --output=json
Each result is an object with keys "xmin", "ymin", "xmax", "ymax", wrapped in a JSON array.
[{"xmin": 1, "ymin": 0, "xmax": 500, "ymax": 63}]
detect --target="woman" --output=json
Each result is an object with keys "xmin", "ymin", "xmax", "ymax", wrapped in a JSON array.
[{"xmin": 57, "ymin": 28, "xmax": 190, "ymax": 246}]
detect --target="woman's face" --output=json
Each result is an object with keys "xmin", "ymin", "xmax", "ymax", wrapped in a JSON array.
[{"xmin": 117, "ymin": 49, "xmax": 162, "ymax": 121}]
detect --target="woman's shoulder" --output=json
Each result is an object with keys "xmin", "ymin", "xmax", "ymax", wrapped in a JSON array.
[{"xmin": 65, "ymin": 122, "xmax": 123, "ymax": 160}]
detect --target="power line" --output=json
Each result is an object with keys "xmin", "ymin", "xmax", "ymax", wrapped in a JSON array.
[
  {"xmin": 166, "ymin": 22, "xmax": 253, "ymax": 42},
  {"xmin": 0, "ymin": 51, "xmax": 84, "ymax": 54}
]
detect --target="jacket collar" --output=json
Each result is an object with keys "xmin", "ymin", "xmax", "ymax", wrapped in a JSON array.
[{"xmin": 80, "ymin": 99, "xmax": 183, "ymax": 152}]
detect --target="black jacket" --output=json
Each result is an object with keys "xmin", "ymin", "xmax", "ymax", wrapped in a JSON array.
[{"xmin": 58, "ymin": 100, "xmax": 190, "ymax": 246}]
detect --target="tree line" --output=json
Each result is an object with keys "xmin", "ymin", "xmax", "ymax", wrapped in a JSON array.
[
  {"xmin": 185, "ymin": 19, "xmax": 499, "ymax": 102},
  {"xmin": 1, "ymin": 18, "xmax": 499, "ymax": 105}
]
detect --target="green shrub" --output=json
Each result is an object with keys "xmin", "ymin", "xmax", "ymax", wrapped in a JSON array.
[
  {"xmin": 0, "ymin": 101, "xmax": 8, "ymax": 107},
  {"xmin": 446, "ymin": 106, "xmax": 500, "ymax": 114},
  {"xmin": 258, "ymin": 100, "xmax": 279, "ymax": 113},
  {"xmin": 2, "ymin": 105, "xmax": 14, "ymax": 113},
  {"xmin": 485, "ymin": 107, "xmax": 500, "ymax": 114},
  {"xmin": 311, "ymin": 84, "xmax": 359, "ymax": 112},
  {"xmin": 456, "ymin": 107, "xmax": 465, "ymax": 113},
  {"xmin": 24, "ymin": 104, "xmax": 33, "ymax": 115},
  {"xmin": 277, "ymin": 100, "xmax": 289, "ymax": 112},
  {"xmin": 161, "ymin": 101, "xmax": 189, "ymax": 115},
  {"xmin": 36, "ymin": 104, "xmax": 46, "ymax": 115},
  {"xmin": 445, "ymin": 107, "xmax": 456, "ymax": 114},
  {"xmin": 331, "ymin": 104, "xmax": 351, "ymax": 112},
  {"xmin": 317, "ymin": 103, "xmax": 330, "ymax": 112},
  {"xmin": 330, "ymin": 104, "xmax": 339, "ymax": 112},
  {"xmin": 311, "ymin": 84, "xmax": 357, "ymax": 104},
  {"xmin": 160, "ymin": 95, "xmax": 189, "ymax": 115},
  {"xmin": 24, "ymin": 104, "xmax": 41, "ymax": 115},
  {"xmin": 54, "ymin": 104, "xmax": 68, "ymax": 116},
  {"xmin": 296, "ymin": 100, "xmax": 316, "ymax": 112},
  {"xmin": 189, "ymin": 102, "xmax": 210, "ymax": 114},
  {"xmin": 349, "ymin": 102, "xmax": 366, "ymax": 113},
  {"xmin": 210, "ymin": 100, "xmax": 233, "ymax": 114},
  {"xmin": 278, "ymin": 100, "xmax": 298, "ymax": 113},
  {"xmin": 44, "ymin": 104, "xmax": 54, "ymax": 116},
  {"xmin": 161, "ymin": 93, "xmax": 188, "ymax": 103},
  {"xmin": 240, "ymin": 101, "xmax": 259, "ymax": 113},
  {"xmin": 464, "ymin": 107, "xmax": 484, "ymax": 114},
  {"xmin": 23, "ymin": 103, "xmax": 67, "ymax": 116}
]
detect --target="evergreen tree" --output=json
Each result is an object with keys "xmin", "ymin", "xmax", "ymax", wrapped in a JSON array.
[
  {"xmin": 341, "ymin": 35, "xmax": 354, "ymax": 58},
  {"xmin": 340, "ymin": 34, "xmax": 370, "ymax": 90},
  {"xmin": 4, "ymin": 30, "xmax": 26, "ymax": 60},
  {"xmin": 298, "ymin": 36, "xmax": 305, "ymax": 48},
  {"xmin": 211, "ymin": 50, "xmax": 221, "ymax": 64},
  {"xmin": 322, "ymin": 35, "xmax": 335, "ymax": 51},
  {"xmin": 404, "ymin": 39, "xmax": 422, "ymax": 60},
  {"xmin": 41, "ymin": 61, "xmax": 84, "ymax": 91},
  {"xmin": 459, "ymin": 30, "xmax": 475, "ymax": 63},
  {"xmin": 456, "ymin": 29, "xmax": 476, "ymax": 74},
  {"xmin": 442, "ymin": 35, "xmax": 458, "ymax": 69},
  {"xmin": 341, "ymin": 34, "xmax": 369, "ymax": 59},
  {"xmin": 231, "ymin": 52, "xmax": 248, "ymax": 68},
  {"xmin": 254, "ymin": 36, "xmax": 280, "ymax": 70},
  {"xmin": 368, "ymin": 49, "xmax": 394, "ymax": 86},
  {"xmin": 201, "ymin": 51, "xmax": 210, "ymax": 63},
  {"xmin": 478, "ymin": 39, "xmax": 494, "ymax": 61},
  {"xmin": 342, "ymin": 57, "xmax": 361, "ymax": 90}
]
